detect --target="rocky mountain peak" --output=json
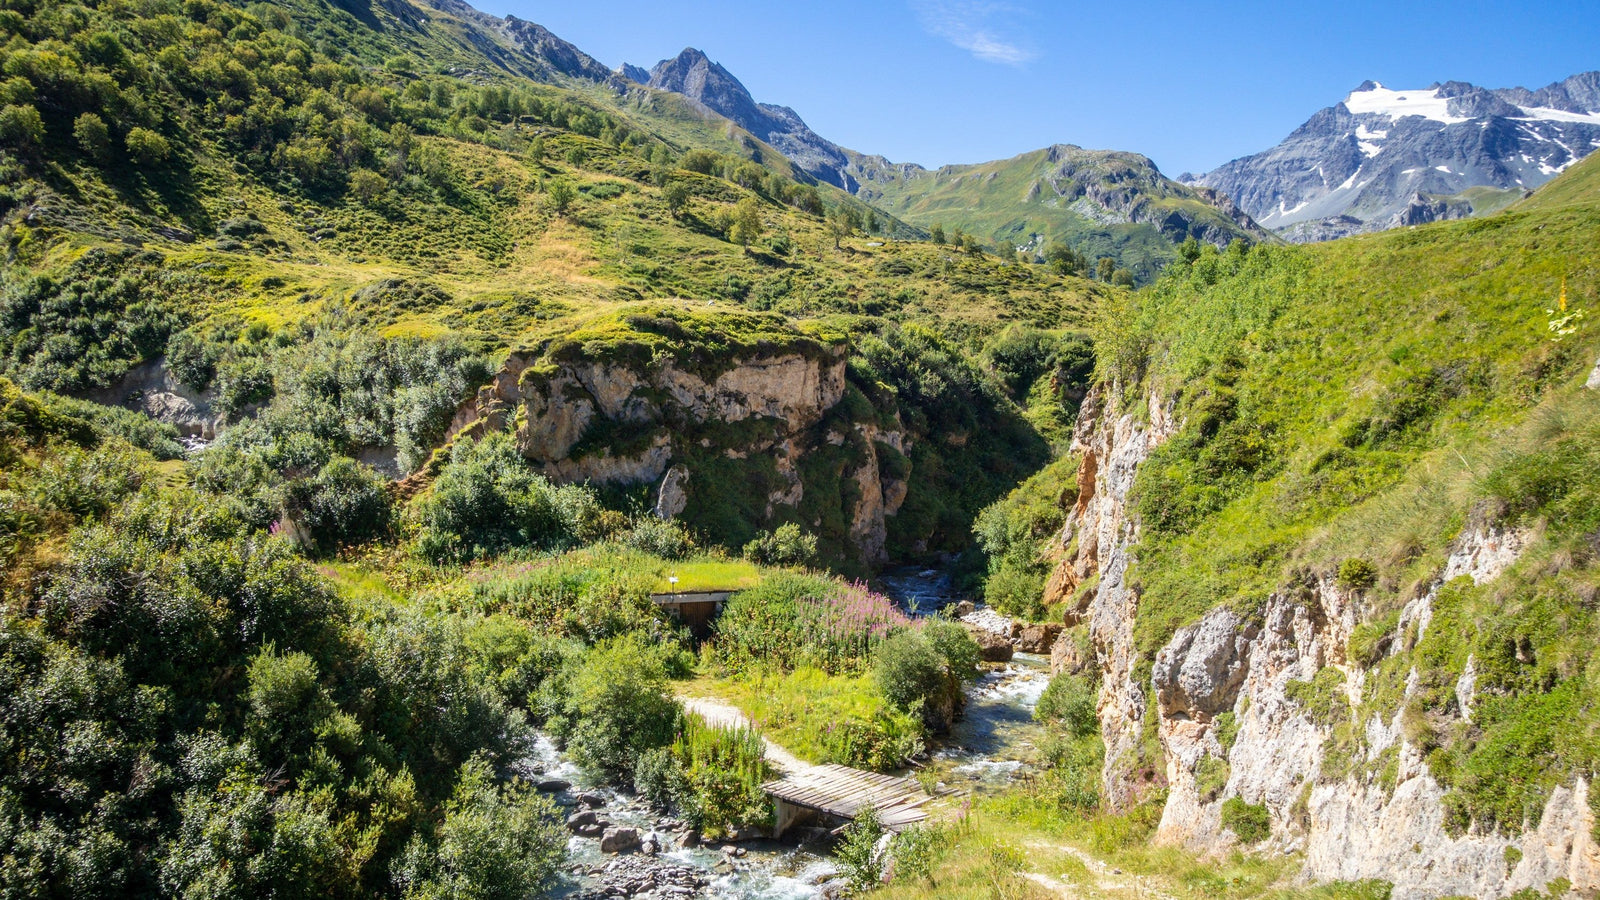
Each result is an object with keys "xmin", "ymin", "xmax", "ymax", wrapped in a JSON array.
[
  {"xmin": 1191, "ymin": 71, "xmax": 1600, "ymax": 242},
  {"xmin": 643, "ymin": 47, "xmax": 856, "ymax": 189}
]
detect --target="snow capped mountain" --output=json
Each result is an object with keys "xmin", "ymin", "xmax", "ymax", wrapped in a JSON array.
[{"xmin": 1188, "ymin": 73, "xmax": 1600, "ymax": 242}]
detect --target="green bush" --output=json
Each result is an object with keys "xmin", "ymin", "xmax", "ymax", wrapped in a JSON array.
[
  {"xmin": 546, "ymin": 634, "xmax": 681, "ymax": 781},
  {"xmin": 1220, "ymin": 797, "xmax": 1271, "ymax": 844},
  {"xmin": 713, "ymin": 574, "xmax": 909, "ymax": 675},
  {"xmin": 1337, "ymin": 557, "xmax": 1377, "ymax": 591},
  {"xmin": 836, "ymin": 808, "xmax": 886, "ymax": 891},
  {"xmin": 664, "ymin": 716, "xmax": 771, "ymax": 838},
  {"xmin": 741, "ymin": 522, "xmax": 818, "ymax": 567},
  {"xmin": 409, "ymin": 433, "xmax": 598, "ymax": 564},
  {"xmin": 280, "ymin": 457, "xmax": 392, "ymax": 556},
  {"xmin": 1195, "ymin": 754, "xmax": 1230, "ymax": 802},
  {"xmin": 872, "ymin": 629, "xmax": 947, "ymax": 712},
  {"xmin": 124, "ymin": 127, "xmax": 172, "ymax": 165},
  {"xmin": 622, "ymin": 516, "xmax": 695, "ymax": 559},
  {"xmin": 1036, "ymin": 673, "xmax": 1098, "ymax": 738},
  {"xmin": 392, "ymin": 755, "xmax": 565, "ymax": 900},
  {"xmin": 922, "ymin": 620, "xmax": 980, "ymax": 682},
  {"xmin": 889, "ymin": 824, "xmax": 949, "ymax": 886}
]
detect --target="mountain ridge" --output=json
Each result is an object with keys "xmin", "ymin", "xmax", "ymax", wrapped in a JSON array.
[{"xmin": 1187, "ymin": 72, "xmax": 1600, "ymax": 242}]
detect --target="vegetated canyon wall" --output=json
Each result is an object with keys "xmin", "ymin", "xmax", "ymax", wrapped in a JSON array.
[
  {"xmin": 1044, "ymin": 382, "xmax": 1600, "ymax": 899},
  {"xmin": 448, "ymin": 340, "xmax": 907, "ymax": 566}
]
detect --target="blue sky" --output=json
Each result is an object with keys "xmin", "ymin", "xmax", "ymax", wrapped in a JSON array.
[{"xmin": 483, "ymin": 1, "xmax": 1600, "ymax": 176}]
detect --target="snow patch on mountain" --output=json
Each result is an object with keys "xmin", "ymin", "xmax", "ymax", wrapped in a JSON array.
[{"xmin": 1343, "ymin": 83, "xmax": 1469, "ymax": 124}]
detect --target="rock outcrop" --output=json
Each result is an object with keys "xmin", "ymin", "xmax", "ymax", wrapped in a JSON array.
[
  {"xmin": 447, "ymin": 321, "xmax": 908, "ymax": 566},
  {"xmin": 95, "ymin": 358, "xmax": 222, "ymax": 441},
  {"xmin": 1042, "ymin": 382, "xmax": 1179, "ymax": 805},
  {"xmin": 1049, "ymin": 381, "xmax": 1600, "ymax": 897}
]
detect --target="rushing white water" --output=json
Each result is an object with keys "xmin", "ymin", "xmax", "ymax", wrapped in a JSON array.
[{"xmin": 537, "ymin": 574, "xmax": 1054, "ymax": 897}]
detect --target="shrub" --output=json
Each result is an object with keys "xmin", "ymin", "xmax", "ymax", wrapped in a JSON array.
[
  {"xmin": 633, "ymin": 746, "xmax": 689, "ymax": 810},
  {"xmin": 922, "ymin": 620, "xmax": 980, "ymax": 682},
  {"xmin": 0, "ymin": 104, "xmax": 44, "ymax": 148},
  {"xmin": 409, "ymin": 433, "xmax": 596, "ymax": 564},
  {"xmin": 393, "ymin": 755, "xmax": 565, "ymax": 900},
  {"xmin": 836, "ymin": 808, "xmax": 886, "ymax": 891},
  {"xmin": 889, "ymin": 824, "xmax": 948, "ymax": 885},
  {"xmin": 714, "ymin": 575, "xmax": 908, "ymax": 675},
  {"xmin": 1195, "ymin": 754, "xmax": 1230, "ymax": 802},
  {"xmin": 1038, "ymin": 731, "xmax": 1102, "ymax": 813},
  {"xmin": 1337, "ymin": 557, "xmax": 1377, "ymax": 591},
  {"xmin": 125, "ymin": 127, "xmax": 172, "ymax": 165},
  {"xmin": 622, "ymin": 516, "xmax": 694, "ymax": 559},
  {"xmin": 741, "ymin": 522, "xmax": 818, "ymax": 567},
  {"xmin": 280, "ymin": 457, "xmax": 392, "ymax": 556},
  {"xmin": 547, "ymin": 634, "xmax": 681, "ymax": 781},
  {"xmin": 1036, "ymin": 673, "xmax": 1098, "ymax": 738},
  {"xmin": 666, "ymin": 716, "xmax": 771, "ymax": 838},
  {"xmin": 74, "ymin": 112, "xmax": 111, "ymax": 160},
  {"xmin": 1220, "ymin": 797, "xmax": 1271, "ymax": 843},
  {"xmin": 872, "ymin": 628, "xmax": 965, "ymax": 730},
  {"xmin": 982, "ymin": 560, "xmax": 1047, "ymax": 620}
]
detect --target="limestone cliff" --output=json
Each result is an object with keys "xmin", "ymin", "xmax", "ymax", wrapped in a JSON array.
[
  {"xmin": 1046, "ymin": 385, "xmax": 1600, "ymax": 898},
  {"xmin": 447, "ymin": 315, "xmax": 908, "ymax": 568}
]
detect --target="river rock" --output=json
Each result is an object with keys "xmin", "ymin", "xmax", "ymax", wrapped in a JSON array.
[
  {"xmin": 1051, "ymin": 629, "xmax": 1091, "ymax": 675},
  {"xmin": 724, "ymin": 824, "xmax": 765, "ymax": 843},
  {"xmin": 576, "ymin": 791, "xmax": 606, "ymax": 808},
  {"xmin": 953, "ymin": 599, "xmax": 975, "ymax": 617},
  {"xmin": 676, "ymin": 829, "xmax": 700, "ymax": 849},
  {"xmin": 599, "ymin": 826, "xmax": 642, "ymax": 854},
  {"xmin": 535, "ymin": 778, "xmax": 571, "ymax": 792},
  {"xmin": 1016, "ymin": 622, "xmax": 1063, "ymax": 654},
  {"xmin": 967, "ymin": 626, "xmax": 1014, "ymax": 661},
  {"xmin": 566, "ymin": 810, "xmax": 598, "ymax": 832}
]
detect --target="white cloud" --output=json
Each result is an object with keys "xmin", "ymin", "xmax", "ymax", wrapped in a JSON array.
[{"xmin": 911, "ymin": 1, "xmax": 1037, "ymax": 66}]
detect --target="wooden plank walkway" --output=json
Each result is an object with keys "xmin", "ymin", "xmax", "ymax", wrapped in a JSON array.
[{"xmin": 762, "ymin": 764, "xmax": 930, "ymax": 834}]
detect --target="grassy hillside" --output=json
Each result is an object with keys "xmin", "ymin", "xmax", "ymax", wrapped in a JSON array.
[
  {"xmin": 973, "ymin": 147, "xmax": 1600, "ymax": 832},
  {"xmin": 0, "ymin": 0, "xmax": 1110, "ymax": 572},
  {"xmin": 849, "ymin": 145, "xmax": 1270, "ymax": 284},
  {"xmin": 0, "ymin": 0, "xmax": 1103, "ymax": 352}
]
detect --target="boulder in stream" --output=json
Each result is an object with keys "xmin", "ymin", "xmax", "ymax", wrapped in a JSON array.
[
  {"xmin": 599, "ymin": 826, "xmax": 642, "ymax": 854},
  {"xmin": 967, "ymin": 626, "xmax": 1014, "ymax": 661}
]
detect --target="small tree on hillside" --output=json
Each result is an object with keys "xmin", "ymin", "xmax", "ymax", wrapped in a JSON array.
[
  {"xmin": 662, "ymin": 181, "xmax": 690, "ymax": 218},
  {"xmin": 547, "ymin": 179, "xmax": 576, "ymax": 216},
  {"xmin": 1096, "ymin": 256, "xmax": 1116, "ymax": 282},
  {"xmin": 930, "ymin": 223, "xmax": 945, "ymax": 245},
  {"xmin": 728, "ymin": 197, "xmax": 764, "ymax": 248},
  {"xmin": 827, "ymin": 206, "xmax": 861, "ymax": 248}
]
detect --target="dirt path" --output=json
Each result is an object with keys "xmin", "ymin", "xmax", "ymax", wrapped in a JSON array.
[
  {"xmin": 677, "ymin": 695, "xmax": 809, "ymax": 774},
  {"xmin": 1023, "ymin": 840, "xmax": 1181, "ymax": 899}
]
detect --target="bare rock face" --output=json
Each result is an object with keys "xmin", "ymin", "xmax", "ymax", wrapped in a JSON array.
[
  {"xmin": 967, "ymin": 626, "xmax": 1014, "ymax": 662},
  {"xmin": 94, "ymin": 359, "xmax": 221, "ymax": 439},
  {"xmin": 654, "ymin": 465, "xmax": 690, "ymax": 520},
  {"xmin": 448, "ymin": 335, "xmax": 908, "ymax": 567},
  {"xmin": 1016, "ymin": 623, "xmax": 1063, "ymax": 655},
  {"xmin": 1041, "ymin": 383, "xmax": 1179, "ymax": 807}
]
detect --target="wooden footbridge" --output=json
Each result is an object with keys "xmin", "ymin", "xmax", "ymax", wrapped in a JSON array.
[{"xmin": 763, "ymin": 764, "xmax": 931, "ymax": 837}]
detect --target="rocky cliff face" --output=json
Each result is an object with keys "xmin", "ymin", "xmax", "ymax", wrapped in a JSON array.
[
  {"xmin": 447, "ymin": 339, "xmax": 907, "ymax": 567},
  {"xmin": 1047, "ymin": 386, "xmax": 1600, "ymax": 897},
  {"xmin": 1188, "ymin": 73, "xmax": 1600, "ymax": 242},
  {"xmin": 1044, "ymin": 383, "xmax": 1179, "ymax": 805}
]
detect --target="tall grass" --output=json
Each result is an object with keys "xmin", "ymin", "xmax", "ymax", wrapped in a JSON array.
[{"xmin": 712, "ymin": 573, "xmax": 911, "ymax": 675}]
